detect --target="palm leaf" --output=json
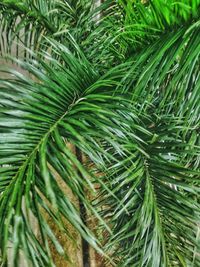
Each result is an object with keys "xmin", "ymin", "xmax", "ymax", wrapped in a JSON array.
[
  {"xmin": 97, "ymin": 114, "xmax": 200, "ymax": 266},
  {"xmin": 0, "ymin": 42, "xmax": 138, "ymax": 266},
  {"xmin": 90, "ymin": 2, "xmax": 200, "ymax": 265},
  {"xmin": 110, "ymin": 0, "xmax": 200, "ymax": 55},
  {"xmin": 0, "ymin": 0, "xmax": 114, "ymax": 67}
]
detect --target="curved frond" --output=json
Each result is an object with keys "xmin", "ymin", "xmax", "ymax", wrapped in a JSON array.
[
  {"xmin": 109, "ymin": 0, "xmax": 200, "ymax": 55},
  {"xmin": 0, "ymin": 43, "xmax": 136, "ymax": 266},
  {"xmin": 0, "ymin": 0, "xmax": 113, "ymax": 67},
  {"xmin": 98, "ymin": 114, "xmax": 200, "ymax": 266}
]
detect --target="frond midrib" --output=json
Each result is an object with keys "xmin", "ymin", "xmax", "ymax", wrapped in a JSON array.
[{"xmin": 0, "ymin": 94, "xmax": 81, "ymax": 200}]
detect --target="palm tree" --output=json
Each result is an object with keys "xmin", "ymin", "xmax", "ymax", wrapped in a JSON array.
[{"xmin": 0, "ymin": 0, "xmax": 199, "ymax": 266}]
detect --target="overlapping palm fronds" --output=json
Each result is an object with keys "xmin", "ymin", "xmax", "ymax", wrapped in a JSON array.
[{"xmin": 0, "ymin": 0, "xmax": 200, "ymax": 266}]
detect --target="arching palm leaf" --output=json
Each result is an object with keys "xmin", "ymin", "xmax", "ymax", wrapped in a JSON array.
[
  {"xmin": 0, "ymin": 42, "xmax": 140, "ymax": 266},
  {"xmin": 94, "ymin": 2, "xmax": 200, "ymax": 266}
]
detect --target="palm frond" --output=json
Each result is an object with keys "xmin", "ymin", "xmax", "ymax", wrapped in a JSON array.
[
  {"xmin": 110, "ymin": 0, "xmax": 200, "ymax": 55},
  {"xmin": 97, "ymin": 114, "xmax": 200, "ymax": 266},
  {"xmin": 0, "ymin": 0, "xmax": 56, "ymax": 57},
  {"xmin": 119, "ymin": 18, "xmax": 200, "ymax": 131},
  {"xmin": 0, "ymin": 42, "xmax": 137, "ymax": 266},
  {"xmin": 0, "ymin": 0, "xmax": 113, "ymax": 65}
]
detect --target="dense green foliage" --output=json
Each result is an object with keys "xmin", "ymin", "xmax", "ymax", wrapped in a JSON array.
[{"xmin": 0, "ymin": 1, "xmax": 200, "ymax": 266}]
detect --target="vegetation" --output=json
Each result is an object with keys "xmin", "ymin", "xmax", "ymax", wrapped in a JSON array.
[{"xmin": 0, "ymin": 0, "xmax": 200, "ymax": 266}]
